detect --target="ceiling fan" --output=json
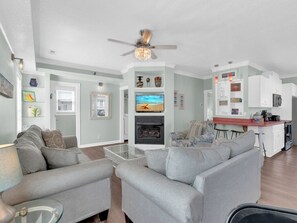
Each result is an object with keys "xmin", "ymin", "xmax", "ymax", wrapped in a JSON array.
[{"xmin": 107, "ymin": 29, "xmax": 177, "ymax": 61}]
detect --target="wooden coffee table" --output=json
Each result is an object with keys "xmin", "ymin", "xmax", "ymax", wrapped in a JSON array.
[{"xmin": 103, "ymin": 144, "xmax": 146, "ymax": 167}]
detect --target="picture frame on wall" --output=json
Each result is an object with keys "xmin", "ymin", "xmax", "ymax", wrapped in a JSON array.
[
  {"xmin": 174, "ymin": 90, "xmax": 178, "ymax": 107},
  {"xmin": 22, "ymin": 90, "xmax": 36, "ymax": 102},
  {"xmin": 179, "ymin": 94, "xmax": 184, "ymax": 110},
  {"xmin": 0, "ymin": 73, "xmax": 14, "ymax": 98}
]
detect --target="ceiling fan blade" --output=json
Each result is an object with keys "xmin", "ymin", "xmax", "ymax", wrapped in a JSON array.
[
  {"xmin": 121, "ymin": 50, "xmax": 135, "ymax": 56},
  {"xmin": 107, "ymin": 38, "xmax": 135, "ymax": 46},
  {"xmin": 151, "ymin": 50, "xmax": 157, "ymax": 59},
  {"xmin": 141, "ymin": 29, "xmax": 152, "ymax": 44},
  {"xmin": 151, "ymin": 45, "xmax": 177, "ymax": 49}
]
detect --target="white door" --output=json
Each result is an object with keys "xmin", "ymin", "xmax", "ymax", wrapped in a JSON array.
[
  {"xmin": 50, "ymin": 81, "xmax": 80, "ymax": 140},
  {"xmin": 204, "ymin": 90, "xmax": 213, "ymax": 121}
]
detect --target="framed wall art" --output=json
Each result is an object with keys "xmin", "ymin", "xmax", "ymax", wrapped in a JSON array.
[{"xmin": 0, "ymin": 73, "xmax": 14, "ymax": 98}]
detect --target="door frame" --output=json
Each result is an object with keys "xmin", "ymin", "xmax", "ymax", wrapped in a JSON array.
[
  {"xmin": 119, "ymin": 85, "xmax": 128, "ymax": 143},
  {"xmin": 204, "ymin": 89, "xmax": 213, "ymax": 121},
  {"xmin": 50, "ymin": 81, "xmax": 81, "ymax": 146}
]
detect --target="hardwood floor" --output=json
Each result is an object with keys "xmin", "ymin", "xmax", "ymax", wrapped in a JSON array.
[{"xmin": 79, "ymin": 145, "xmax": 297, "ymax": 223}]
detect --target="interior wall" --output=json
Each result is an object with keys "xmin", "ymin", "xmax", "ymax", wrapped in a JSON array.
[
  {"xmin": 282, "ymin": 77, "xmax": 297, "ymax": 85},
  {"xmin": 203, "ymin": 78, "xmax": 212, "ymax": 90},
  {"xmin": 51, "ymin": 75, "xmax": 120, "ymax": 145},
  {"xmin": 174, "ymin": 74, "xmax": 204, "ymax": 131},
  {"xmin": 0, "ymin": 28, "xmax": 17, "ymax": 144}
]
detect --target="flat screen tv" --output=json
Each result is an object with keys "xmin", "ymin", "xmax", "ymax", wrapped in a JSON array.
[{"xmin": 136, "ymin": 94, "xmax": 164, "ymax": 112}]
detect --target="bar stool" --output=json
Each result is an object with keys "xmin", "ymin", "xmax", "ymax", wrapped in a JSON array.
[
  {"xmin": 215, "ymin": 128, "xmax": 229, "ymax": 139},
  {"xmin": 231, "ymin": 130, "xmax": 244, "ymax": 139},
  {"xmin": 255, "ymin": 132, "xmax": 267, "ymax": 157}
]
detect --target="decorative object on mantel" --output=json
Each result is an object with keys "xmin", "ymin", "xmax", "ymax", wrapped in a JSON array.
[
  {"xmin": 146, "ymin": 77, "xmax": 151, "ymax": 87},
  {"xmin": 29, "ymin": 78, "xmax": 38, "ymax": 87},
  {"xmin": 154, "ymin": 76, "xmax": 162, "ymax": 87},
  {"xmin": 136, "ymin": 76, "xmax": 144, "ymax": 88},
  {"xmin": 0, "ymin": 73, "xmax": 14, "ymax": 98},
  {"xmin": 22, "ymin": 90, "xmax": 36, "ymax": 102}
]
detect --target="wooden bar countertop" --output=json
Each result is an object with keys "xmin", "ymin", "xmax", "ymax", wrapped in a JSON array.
[{"xmin": 213, "ymin": 117, "xmax": 285, "ymax": 127}]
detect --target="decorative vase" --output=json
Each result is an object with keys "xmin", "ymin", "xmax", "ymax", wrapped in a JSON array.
[
  {"xmin": 154, "ymin": 76, "xmax": 162, "ymax": 87},
  {"xmin": 146, "ymin": 77, "xmax": 150, "ymax": 87},
  {"xmin": 136, "ymin": 76, "xmax": 144, "ymax": 88},
  {"xmin": 29, "ymin": 78, "xmax": 38, "ymax": 87}
]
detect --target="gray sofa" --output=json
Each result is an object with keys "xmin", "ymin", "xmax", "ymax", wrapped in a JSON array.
[
  {"xmin": 3, "ymin": 125, "xmax": 113, "ymax": 223},
  {"xmin": 116, "ymin": 131, "xmax": 263, "ymax": 223}
]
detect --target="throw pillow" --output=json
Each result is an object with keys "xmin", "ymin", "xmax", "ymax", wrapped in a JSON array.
[
  {"xmin": 217, "ymin": 130, "xmax": 255, "ymax": 158},
  {"xmin": 186, "ymin": 121, "xmax": 203, "ymax": 139},
  {"xmin": 15, "ymin": 125, "xmax": 45, "ymax": 149},
  {"xmin": 166, "ymin": 146, "xmax": 231, "ymax": 184},
  {"xmin": 42, "ymin": 130, "xmax": 66, "ymax": 149},
  {"xmin": 15, "ymin": 138, "xmax": 47, "ymax": 175},
  {"xmin": 145, "ymin": 149, "xmax": 169, "ymax": 175},
  {"xmin": 41, "ymin": 147, "xmax": 79, "ymax": 169}
]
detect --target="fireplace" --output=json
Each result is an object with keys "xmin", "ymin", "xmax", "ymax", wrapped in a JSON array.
[{"xmin": 135, "ymin": 116, "xmax": 164, "ymax": 144}]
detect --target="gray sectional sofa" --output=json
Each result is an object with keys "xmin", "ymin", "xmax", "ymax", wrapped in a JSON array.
[
  {"xmin": 116, "ymin": 131, "xmax": 263, "ymax": 223},
  {"xmin": 3, "ymin": 125, "xmax": 113, "ymax": 223}
]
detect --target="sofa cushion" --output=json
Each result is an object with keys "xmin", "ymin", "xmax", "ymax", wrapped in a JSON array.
[
  {"xmin": 16, "ymin": 125, "xmax": 45, "ymax": 149},
  {"xmin": 42, "ymin": 130, "xmax": 66, "ymax": 149},
  {"xmin": 41, "ymin": 147, "xmax": 79, "ymax": 169},
  {"xmin": 166, "ymin": 146, "xmax": 230, "ymax": 184},
  {"xmin": 145, "ymin": 149, "xmax": 169, "ymax": 175},
  {"xmin": 216, "ymin": 130, "xmax": 255, "ymax": 158},
  {"xmin": 15, "ymin": 138, "xmax": 47, "ymax": 175}
]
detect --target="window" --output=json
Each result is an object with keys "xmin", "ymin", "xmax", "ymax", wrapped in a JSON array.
[{"xmin": 56, "ymin": 90, "xmax": 75, "ymax": 112}]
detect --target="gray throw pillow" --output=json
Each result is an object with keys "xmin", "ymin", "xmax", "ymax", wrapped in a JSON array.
[
  {"xmin": 145, "ymin": 149, "xmax": 169, "ymax": 175},
  {"xmin": 16, "ymin": 125, "xmax": 46, "ymax": 149},
  {"xmin": 217, "ymin": 130, "xmax": 255, "ymax": 158},
  {"xmin": 166, "ymin": 146, "xmax": 231, "ymax": 184},
  {"xmin": 41, "ymin": 147, "xmax": 79, "ymax": 169},
  {"xmin": 42, "ymin": 130, "xmax": 66, "ymax": 149},
  {"xmin": 15, "ymin": 139, "xmax": 47, "ymax": 175}
]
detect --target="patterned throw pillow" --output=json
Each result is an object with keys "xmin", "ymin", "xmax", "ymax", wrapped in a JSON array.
[{"xmin": 42, "ymin": 130, "xmax": 66, "ymax": 149}]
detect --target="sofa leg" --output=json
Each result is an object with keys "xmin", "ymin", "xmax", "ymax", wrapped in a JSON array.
[
  {"xmin": 98, "ymin": 209, "xmax": 109, "ymax": 222},
  {"xmin": 125, "ymin": 213, "xmax": 133, "ymax": 223}
]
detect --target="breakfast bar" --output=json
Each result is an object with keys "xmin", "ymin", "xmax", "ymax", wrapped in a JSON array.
[{"xmin": 213, "ymin": 117, "xmax": 285, "ymax": 157}]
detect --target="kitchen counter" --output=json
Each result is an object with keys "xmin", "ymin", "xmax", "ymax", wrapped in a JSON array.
[{"xmin": 213, "ymin": 117, "xmax": 285, "ymax": 128}]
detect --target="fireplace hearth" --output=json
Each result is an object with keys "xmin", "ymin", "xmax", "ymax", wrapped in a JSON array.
[{"xmin": 135, "ymin": 116, "xmax": 164, "ymax": 144}]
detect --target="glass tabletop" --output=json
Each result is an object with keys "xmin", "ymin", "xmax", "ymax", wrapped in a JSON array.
[
  {"xmin": 14, "ymin": 199, "xmax": 63, "ymax": 223},
  {"xmin": 104, "ymin": 144, "xmax": 145, "ymax": 160}
]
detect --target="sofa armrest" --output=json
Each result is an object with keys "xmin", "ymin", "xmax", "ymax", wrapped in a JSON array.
[
  {"xmin": 116, "ymin": 162, "xmax": 203, "ymax": 223},
  {"xmin": 3, "ymin": 159, "xmax": 113, "ymax": 205},
  {"xmin": 63, "ymin": 135, "xmax": 77, "ymax": 148}
]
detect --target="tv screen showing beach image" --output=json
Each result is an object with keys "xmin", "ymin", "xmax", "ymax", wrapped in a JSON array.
[{"xmin": 136, "ymin": 94, "xmax": 164, "ymax": 112}]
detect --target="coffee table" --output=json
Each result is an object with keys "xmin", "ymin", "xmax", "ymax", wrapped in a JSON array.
[
  {"xmin": 103, "ymin": 144, "xmax": 146, "ymax": 167},
  {"xmin": 14, "ymin": 199, "xmax": 63, "ymax": 223}
]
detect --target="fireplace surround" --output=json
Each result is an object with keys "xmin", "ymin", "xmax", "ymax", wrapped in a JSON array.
[{"xmin": 135, "ymin": 116, "xmax": 164, "ymax": 144}]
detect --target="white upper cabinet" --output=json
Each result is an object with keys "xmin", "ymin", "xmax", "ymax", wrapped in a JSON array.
[{"xmin": 248, "ymin": 75, "xmax": 272, "ymax": 108}]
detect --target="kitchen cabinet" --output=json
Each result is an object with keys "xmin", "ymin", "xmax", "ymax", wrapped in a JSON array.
[
  {"xmin": 248, "ymin": 123, "xmax": 284, "ymax": 157},
  {"xmin": 248, "ymin": 75, "xmax": 272, "ymax": 108}
]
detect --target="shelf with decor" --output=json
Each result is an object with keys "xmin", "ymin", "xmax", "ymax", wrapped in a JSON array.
[
  {"xmin": 22, "ymin": 72, "xmax": 50, "ymax": 130},
  {"xmin": 135, "ymin": 72, "xmax": 164, "ymax": 89}
]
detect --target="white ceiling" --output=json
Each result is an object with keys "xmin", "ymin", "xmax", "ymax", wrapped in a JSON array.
[{"xmin": 1, "ymin": 0, "xmax": 297, "ymax": 77}]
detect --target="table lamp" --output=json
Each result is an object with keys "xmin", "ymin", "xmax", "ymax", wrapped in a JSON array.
[{"xmin": 0, "ymin": 144, "xmax": 23, "ymax": 223}]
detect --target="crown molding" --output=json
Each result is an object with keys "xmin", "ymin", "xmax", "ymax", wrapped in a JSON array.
[
  {"xmin": 121, "ymin": 62, "xmax": 176, "ymax": 74},
  {"xmin": 174, "ymin": 70, "xmax": 211, "ymax": 79},
  {"xmin": 0, "ymin": 24, "xmax": 14, "ymax": 53},
  {"xmin": 36, "ymin": 57, "xmax": 121, "ymax": 76},
  {"xmin": 211, "ymin": 60, "xmax": 268, "ymax": 73},
  {"xmin": 279, "ymin": 73, "xmax": 297, "ymax": 79}
]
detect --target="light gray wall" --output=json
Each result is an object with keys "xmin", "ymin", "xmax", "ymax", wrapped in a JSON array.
[
  {"xmin": 203, "ymin": 78, "xmax": 212, "ymax": 90},
  {"xmin": 282, "ymin": 77, "xmax": 297, "ymax": 85},
  {"xmin": 0, "ymin": 29, "xmax": 17, "ymax": 144},
  {"xmin": 174, "ymin": 74, "xmax": 204, "ymax": 131},
  {"xmin": 51, "ymin": 75, "xmax": 120, "ymax": 145}
]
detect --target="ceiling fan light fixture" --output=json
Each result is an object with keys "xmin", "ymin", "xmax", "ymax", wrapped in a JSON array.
[{"xmin": 134, "ymin": 47, "xmax": 151, "ymax": 61}]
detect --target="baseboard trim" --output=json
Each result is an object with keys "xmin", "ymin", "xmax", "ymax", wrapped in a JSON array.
[{"xmin": 79, "ymin": 140, "xmax": 122, "ymax": 148}]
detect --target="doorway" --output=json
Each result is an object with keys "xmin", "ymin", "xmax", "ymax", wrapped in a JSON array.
[
  {"xmin": 204, "ymin": 90, "xmax": 213, "ymax": 121},
  {"xmin": 119, "ymin": 86, "xmax": 129, "ymax": 142},
  {"xmin": 50, "ymin": 81, "xmax": 81, "ymax": 145}
]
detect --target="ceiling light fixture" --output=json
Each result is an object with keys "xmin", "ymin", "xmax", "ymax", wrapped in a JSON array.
[
  {"xmin": 134, "ymin": 47, "xmax": 151, "ymax": 61},
  {"xmin": 98, "ymin": 82, "xmax": 103, "ymax": 87},
  {"xmin": 11, "ymin": 54, "xmax": 24, "ymax": 70}
]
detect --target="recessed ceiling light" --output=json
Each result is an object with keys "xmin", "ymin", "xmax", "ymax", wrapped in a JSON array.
[{"xmin": 49, "ymin": 50, "xmax": 56, "ymax": 55}]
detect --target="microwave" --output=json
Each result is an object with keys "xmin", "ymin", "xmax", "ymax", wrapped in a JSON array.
[{"xmin": 273, "ymin": 94, "xmax": 282, "ymax": 107}]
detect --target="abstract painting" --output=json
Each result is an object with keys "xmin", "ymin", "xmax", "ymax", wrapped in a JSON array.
[{"xmin": 0, "ymin": 73, "xmax": 14, "ymax": 98}]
